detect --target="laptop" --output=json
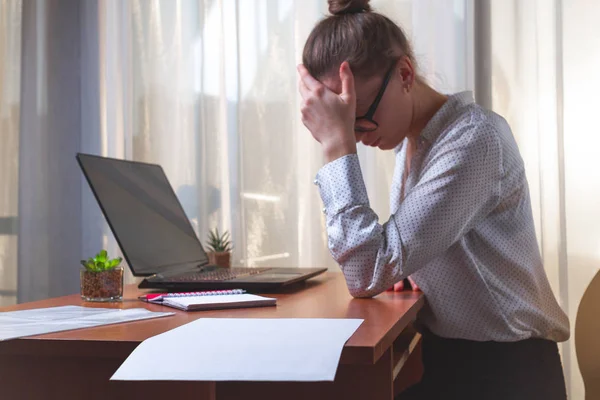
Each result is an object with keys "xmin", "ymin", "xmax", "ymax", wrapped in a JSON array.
[{"xmin": 76, "ymin": 153, "xmax": 326, "ymax": 292}]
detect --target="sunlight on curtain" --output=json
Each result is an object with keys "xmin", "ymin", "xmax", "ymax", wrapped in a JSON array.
[
  {"xmin": 0, "ymin": 0, "xmax": 479, "ymax": 308},
  {"xmin": 123, "ymin": 0, "xmax": 339, "ymax": 269},
  {"xmin": 491, "ymin": 0, "xmax": 600, "ymax": 397},
  {"xmin": 88, "ymin": 0, "xmax": 341, "ymax": 286},
  {"xmin": 120, "ymin": 0, "xmax": 472, "ymax": 272},
  {"xmin": 562, "ymin": 1, "xmax": 600, "ymax": 398},
  {"xmin": 0, "ymin": 0, "xmax": 22, "ymax": 306}
]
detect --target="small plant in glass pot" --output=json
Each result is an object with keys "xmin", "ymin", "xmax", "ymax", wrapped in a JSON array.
[
  {"xmin": 206, "ymin": 228, "xmax": 232, "ymax": 268},
  {"xmin": 80, "ymin": 250, "xmax": 124, "ymax": 302}
]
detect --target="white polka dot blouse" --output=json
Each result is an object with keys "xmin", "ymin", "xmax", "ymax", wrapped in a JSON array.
[{"xmin": 314, "ymin": 91, "xmax": 569, "ymax": 342}]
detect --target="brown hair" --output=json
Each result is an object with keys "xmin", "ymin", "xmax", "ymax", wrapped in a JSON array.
[{"xmin": 302, "ymin": 0, "xmax": 417, "ymax": 80}]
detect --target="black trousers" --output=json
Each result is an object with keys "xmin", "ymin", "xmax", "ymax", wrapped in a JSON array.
[{"xmin": 397, "ymin": 330, "xmax": 567, "ymax": 400}]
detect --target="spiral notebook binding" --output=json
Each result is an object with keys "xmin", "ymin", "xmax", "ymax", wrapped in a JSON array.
[
  {"xmin": 140, "ymin": 289, "xmax": 246, "ymax": 302},
  {"xmin": 165, "ymin": 289, "xmax": 245, "ymax": 298}
]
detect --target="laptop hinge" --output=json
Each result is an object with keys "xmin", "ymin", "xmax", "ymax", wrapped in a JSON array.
[{"xmin": 148, "ymin": 262, "xmax": 206, "ymax": 280}]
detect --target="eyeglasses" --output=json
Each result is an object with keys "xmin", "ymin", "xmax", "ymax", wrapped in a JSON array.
[{"xmin": 354, "ymin": 63, "xmax": 396, "ymax": 133}]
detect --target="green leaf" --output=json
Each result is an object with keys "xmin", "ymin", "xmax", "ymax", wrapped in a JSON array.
[
  {"xmin": 96, "ymin": 250, "xmax": 108, "ymax": 263},
  {"xmin": 206, "ymin": 228, "xmax": 233, "ymax": 253},
  {"xmin": 106, "ymin": 257, "xmax": 122, "ymax": 269},
  {"xmin": 82, "ymin": 251, "xmax": 123, "ymax": 272},
  {"xmin": 81, "ymin": 260, "xmax": 95, "ymax": 271}
]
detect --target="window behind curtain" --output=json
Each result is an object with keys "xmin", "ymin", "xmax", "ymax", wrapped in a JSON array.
[{"xmin": 0, "ymin": 0, "xmax": 22, "ymax": 306}]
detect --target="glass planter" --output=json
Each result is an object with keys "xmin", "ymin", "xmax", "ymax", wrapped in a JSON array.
[{"xmin": 80, "ymin": 267, "xmax": 124, "ymax": 302}]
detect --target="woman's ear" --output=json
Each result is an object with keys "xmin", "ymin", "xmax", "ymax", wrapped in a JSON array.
[{"xmin": 395, "ymin": 56, "xmax": 415, "ymax": 91}]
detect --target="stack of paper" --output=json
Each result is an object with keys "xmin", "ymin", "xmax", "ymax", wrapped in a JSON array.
[{"xmin": 0, "ymin": 306, "xmax": 174, "ymax": 341}]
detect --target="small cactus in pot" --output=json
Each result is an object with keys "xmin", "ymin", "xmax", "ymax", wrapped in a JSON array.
[{"xmin": 206, "ymin": 228, "xmax": 232, "ymax": 268}]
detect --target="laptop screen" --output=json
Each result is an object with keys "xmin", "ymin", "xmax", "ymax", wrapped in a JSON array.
[{"xmin": 77, "ymin": 154, "xmax": 208, "ymax": 276}]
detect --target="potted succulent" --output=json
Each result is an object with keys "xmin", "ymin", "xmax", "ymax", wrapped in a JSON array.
[
  {"xmin": 80, "ymin": 250, "xmax": 124, "ymax": 302},
  {"xmin": 206, "ymin": 228, "xmax": 232, "ymax": 268}
]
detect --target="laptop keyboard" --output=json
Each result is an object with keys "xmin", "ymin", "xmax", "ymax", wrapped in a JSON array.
[{"xmin": 162, "ymin": 267, "xmax": 272, "ymax": 282}]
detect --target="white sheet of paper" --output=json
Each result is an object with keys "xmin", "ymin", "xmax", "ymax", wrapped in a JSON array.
[
  {"xmin": 111, "ymin": 318, "xmax": 363, "ymax": 382},
  {"xmin": 0, "ymin": 306, "xmax": 174, "ymax": 341}
]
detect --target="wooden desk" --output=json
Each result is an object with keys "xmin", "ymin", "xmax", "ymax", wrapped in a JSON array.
[{"xmin": 0, "ymin": 272, "xmax": 424, "ymax": 400}]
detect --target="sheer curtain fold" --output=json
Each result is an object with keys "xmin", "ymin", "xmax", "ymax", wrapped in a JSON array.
[
  {"xmin": 18, "ymin": 0, "xmax": 86, "ymax": 302},
  {"xmin": 7, "ymin": 0, "xmax": 475, "ymax": 294},
  {"xmin": 561, "ymin": 1, "xmax": 600, "ymax": 398},
  {"xmin": 491, "ymin": 1, "xmax": 600, "ymax": 397},
  {"xmin": 0, "ymin": 0, "xmax": 22, "ymax": 306}
]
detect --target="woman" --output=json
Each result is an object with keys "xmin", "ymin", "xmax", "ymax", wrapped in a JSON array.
[{"xmin": 298, "ymin": 1, "xmax": 570, "ymax": 399}]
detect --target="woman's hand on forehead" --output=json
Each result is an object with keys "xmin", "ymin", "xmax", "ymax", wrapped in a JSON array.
[{"xmin": 297, "ymin": 62, "xmax": 358, "ymax": 163}]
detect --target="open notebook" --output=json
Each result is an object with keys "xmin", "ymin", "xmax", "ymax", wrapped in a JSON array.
[{"xmin": 139, "ymin": 290, "xmax": 277, "ymax": 312}]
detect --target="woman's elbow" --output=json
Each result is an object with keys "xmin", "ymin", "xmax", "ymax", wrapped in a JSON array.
[
  {"xmin": 346, "ymin": 282, "xmax": 380, "ymax": 298},
  {"xmin": 339, "ymin": 262, "xmax": 387, "ymax": 298},
  {"xmin": 349, "ymin": 289, "xmax": 375, "ymax": 299}
]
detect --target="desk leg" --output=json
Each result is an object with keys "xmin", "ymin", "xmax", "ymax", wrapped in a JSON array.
[
  {"xmin": 394, "ymin": 336, "xmax": 423, "ymax": 396},
  {"xmin": 217, "ymin": 348, "xmax": 394, "ymax": 400}
]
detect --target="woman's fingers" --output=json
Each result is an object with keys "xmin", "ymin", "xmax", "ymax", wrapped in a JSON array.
[
  {"xmin": 388, "ymin": 278, "xmax": 420, "ymax": 292},
  {"xmin": 408, "ymin": 276, "xmax": 420, "ymax": 291},
  {"xmin": 297, "ymin": 64, "xmax": 321, "ymax": 91},
  {"xmin": 298, "ymin": 78, "xmax": 310, "ymax": 99},
  {"xmin": 296, "ymin": 62, "xmax": 357, "ymax": 157}
]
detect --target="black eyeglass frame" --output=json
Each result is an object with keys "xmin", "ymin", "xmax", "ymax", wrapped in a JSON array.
[{"xmin": 354, "ymin": 63, "xmax": 397, "ymax": 133}]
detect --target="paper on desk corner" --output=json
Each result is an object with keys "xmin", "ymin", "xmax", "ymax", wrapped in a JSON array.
[
  {"xmin": 0, "ymin": 306, "xmax": 174, "ymax": 341},
  {"xmin": 111, "ymin": 318, "xmax": 364, "ymax": 382}
]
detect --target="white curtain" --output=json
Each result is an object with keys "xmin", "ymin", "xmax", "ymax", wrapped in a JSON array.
[
  {"xmin": 0, "ymin": 0, "xmax": 471, "ymax": 296},
  {"xmin": 491, "ymin": 0, "xmax": 600, "ymax": 398},
  {"xmin": 93, "ymin": 0, "xmax": 472, "ymax": 275},
  {"xmin": 117, "ymin": 0, "xmax": 335, "ymax": 272},
  {"xmin": 2, "ymin": 0, "xmax": 598, "ymax": 398}
]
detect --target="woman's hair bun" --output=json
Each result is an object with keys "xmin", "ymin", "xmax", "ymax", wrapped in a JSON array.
[{"xmin": 328, "ymin": 0, "xmax": 371, "ymax": 16}]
